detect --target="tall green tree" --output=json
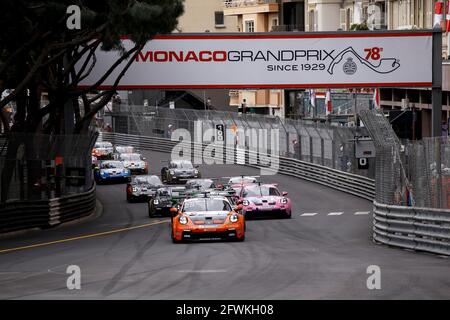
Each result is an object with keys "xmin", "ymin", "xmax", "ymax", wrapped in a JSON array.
[
  {"xmin": 0, "ymin": 1, "xmax": 183, "ymax": 203},
  {"xmin": 0, "ymin": 0, "xmax": 184, "ymax": 134}
]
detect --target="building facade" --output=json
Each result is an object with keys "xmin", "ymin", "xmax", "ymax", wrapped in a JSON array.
[
  {"xmin": 172, "ymin": 0, "xmax": 448, "ymax": 135},
  {"xmin": 224, "ymin": 0, "xmax": 285, "ymax": 117},
  {"xmin": 287, "ymin": 0, "xmax": 450, "ymax": 137},
  {"xmin": 177, "ymin": 0, "xmax": 238, "ymax": 33}
]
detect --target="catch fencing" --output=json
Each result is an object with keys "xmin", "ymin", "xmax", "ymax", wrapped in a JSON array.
[
  {"xmin": 0, "ymin": 132, "xmax": 97, "ymax": 203},
  {"xmin": 0, "ymin": 132, "xmax": 98, "ymax": 234},
  {"xmin": 360, "ymin": 109, "xmax": 450, "ymax": 256},
  {"xmin": 98, "ymin": 132, "xmax": 376, "ymax": 201},
  {"xmin": 360, "ymin": 110, "xmax": 450, "ymax": 209},
  {"xmin": 104, "ymin": 105, "xmax": 375, "ymax": 179}
]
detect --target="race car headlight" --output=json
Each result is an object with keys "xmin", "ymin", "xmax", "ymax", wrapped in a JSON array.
[
  {"xmin": 242, "ymin": 200, "xmax": 249, "ymax": 206},
  {"xmin": 132, "ymin": 187, "xmax": 138, "ymax": 192},
  {"xmin": 169, "ymin": 170, "xmax": 175, "ymax": 175},
  {"xmin": 230, "ymin": 214, "xmax": 238, "ymax": 223},
  {"xmin": 281, "ymin": 198, "xmax": 288, "ymax": 204},
  {"xmin": 179, "ymin": 215, "xmax": 188, "ymax": 225},
  {"xmin": 153, "ymin": 199, "xmax": 159, "ymax": 205},
  {"xmin": 194, "ymin": 169, "xmax": 199, "ymax": 174}
]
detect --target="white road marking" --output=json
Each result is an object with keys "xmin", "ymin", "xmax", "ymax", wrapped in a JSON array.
[
  {"xmin": 328, "ymin": 212, "xmax": 344, "ymax": 216},
  {"xmin": 300, "ymin": 212, "xmax": 318, "ymax": 217},
  {"xmin": 177, "ymin": 269, "xmax": 227, "ymax": 273},
  {"xmin": 354, "ymin": 211, "xmax": 371, "ymax": 215}
]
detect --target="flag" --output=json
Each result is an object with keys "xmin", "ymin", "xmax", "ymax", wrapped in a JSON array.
[
  {"xmin": 325, "ymin": 89, "xmax": 332, "ymax": 116},
  {"xmin": 309, "ymin": 89, "xmax": 316, "ymax": 118},
  {"xmin": 309, "ymin": 89, "xmax": 316, "ymax": 108},
  {"xmin": 373, "ymin": 88, "xmax": 380, "ymax": 110},
  {"xmin": 434, "ymin": 1, "xmax": 444, "ymax": 27}
]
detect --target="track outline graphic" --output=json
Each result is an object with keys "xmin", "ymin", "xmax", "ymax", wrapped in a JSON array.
[{"xmin": 327, "ymin": 46, "xmax": 400, "ymax": 75}]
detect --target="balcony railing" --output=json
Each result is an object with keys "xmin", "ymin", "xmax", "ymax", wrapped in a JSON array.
[
  {"xmin": 223, "ymin": 0, "xmax": 277, "ymax": 8},
  {"xmin": 272, "ymin": 24, "xmax": 304, "ymax": 32}
]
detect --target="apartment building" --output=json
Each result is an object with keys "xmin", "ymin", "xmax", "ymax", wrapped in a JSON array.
[
  {"xmin": 306, "ymin": 1, "xmax": 434, "ymax": 32},
  {"xmin": 177, "ymin": 0, "xmax": 238, "ymax": 32},
  {"xmin": 285, "ymin": 0, "xmax": 450, "ymax": 137},
  {"xmin": 224, "ymin": 0, "xmax": 285, "ymax": 117},
  {"xmin": 130, "ymin": 0, "xmax": 239, "ymax": 111},
  {"xmin": 334, "ymin": 1, "xmax": 449, "ymax": 137}
]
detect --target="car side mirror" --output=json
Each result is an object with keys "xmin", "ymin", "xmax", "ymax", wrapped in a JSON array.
[
  {"xmin": 170, "ymin": 207, "xmax": 178, "ymax": 217},
  {"xmin": 237, "ymin": 199, "xmax": 243, "ymax": 205},
  {"xmin": 234, "ymin": 204, "xmax": 243, "ymax": 211},
  {"xmin": 282, "ymin": 191, "xmax": 288, "ymax": 196}
]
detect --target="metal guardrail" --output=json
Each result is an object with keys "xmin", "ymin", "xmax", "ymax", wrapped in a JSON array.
[
  {"xmin": 100, "ymin": 132, "xmax": 375, "ymax": 201},
  {"xmin": 101, "ymin": 132, "xmax": 450, "ymax": 256},
  {"xmin": 0, "ymin": 184, "xmax": 96, "ymax": 234},
  {"xmin": 373, "ymin": 201, "xmax": 450, "ymax": 256}
]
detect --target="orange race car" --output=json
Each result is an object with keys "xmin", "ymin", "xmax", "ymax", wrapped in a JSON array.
[
  {"xmin": 170, "ymin": 194, "xmax": 245, "ymax": 243},
  {"xmin": 92, "ymin": 141, "xmax": 114, "ymax": 160}
]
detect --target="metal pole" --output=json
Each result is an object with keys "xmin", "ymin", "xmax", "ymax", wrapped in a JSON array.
[
  {"xmin": 432, "ymin": 25, "xmax": 443, "ymax": 137},
  {"xmin": 445, "ymin": 0, "xmax": 450, "ymax": 59},
  {"xmin": 432, "ymin": 25, "xmax": 443, "ymax": 207}
]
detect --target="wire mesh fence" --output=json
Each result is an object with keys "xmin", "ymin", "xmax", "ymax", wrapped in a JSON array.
[
  {"xmin": 103, "ymin": 105, "xmax": 375, "ymax": 179},
  {"xmin": 0, "ymin": 131, "xmax": 97, "ymax": 203},
  {"xmin": 360, "ymin": 109, "xmax": 450, "ymax": 209}
]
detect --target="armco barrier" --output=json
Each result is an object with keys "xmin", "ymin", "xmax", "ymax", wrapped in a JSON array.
[
  {"xmin": 373, "ymin": 201, "xmax": 450, "ymax": 256},
  {"xmin": 0, "ymin": 185, "xmax": 96, "ymax": 234},
  {"xmin": 101, "ymin": 132, "xmax": 450, "ymax": 256},
  {"xmin": 100, "ymin": 132, "xmax": 375, "ymax": 201}
]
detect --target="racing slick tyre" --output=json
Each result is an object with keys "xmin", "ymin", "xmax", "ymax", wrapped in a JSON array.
[
  {"xmin": 161, "ymin": 169, "xmax": 168, "ymax": 183},
  {"xmin": 171, "ymin": 231, "xmax": 183, "ymax": 243},
  {"xmin": 172, "ymin": 237, "xmax": 183, "ymax": 244},
  {"xmin": 127, "ymin": 194, "xmax": 134, "ymax": 203},
  {"xmin": 284, "ymin": 211, "xmax": 292, "ymax": 219},
  {"xmin": 148, "ymin": 204, "xmax": 156, "ymax": 218}
]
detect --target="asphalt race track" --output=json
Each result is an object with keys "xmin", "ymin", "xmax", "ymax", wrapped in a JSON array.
[{"xmin": 0, "ymin": 150, "xmax": 449, "ymax": 299}]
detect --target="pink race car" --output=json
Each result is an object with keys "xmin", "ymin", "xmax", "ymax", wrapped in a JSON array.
[{"xmin": 237, "ymin": 183, "xmax": 292, "ymax": 219}]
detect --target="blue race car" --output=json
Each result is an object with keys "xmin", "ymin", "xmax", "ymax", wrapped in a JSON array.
[{"xmin": 94, "ymin": 160, "xmax": 131, "ymax": 184}]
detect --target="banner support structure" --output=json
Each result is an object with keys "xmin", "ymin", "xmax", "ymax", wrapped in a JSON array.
[
  {"xmin": 432, "ymin": 25, "xmax": 443, "ymax": 137},
  {"xmin": 432, "ymin": 25, "xmax": 443, "ymax": 207}
]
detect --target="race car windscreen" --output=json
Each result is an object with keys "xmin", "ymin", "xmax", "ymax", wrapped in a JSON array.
[
  {"xmin": 134, "ymin": 176, "xmax": 161, "ymax": 185},
  {"xmin": 243, "ymin": 185, "xmax": 280, "ymax": 197},
  {"xmin": 172, "ymin": 161, "xmax": 193, "ymax": 169},
  {"xmin": 100, "ymin": 161, "xmax": 124, "ymax": 169},
  {"xmin": 229, "ymin": 177, "xmax": 257, "ymax": 184},
  {"xmin": 182, "ymin": 199, "xmax": 232, "ymax": 212},
  {"xmin": 120, "ymin": 153, "xmax": 141, "ymax": 161},
  {"xmin": 186, "ymin": 179, "xmax": 214, "ymax": 189},
  {"xmin": 116, "ymin": 146, "xmax": 134, "ymax": 153},
  {"xmin": 95, "ymin": 142, "xmax": 112, "ymax": 148},
  {"xmin": 157, "ymin": 189, "xmax": 170, "ymax": 197}
]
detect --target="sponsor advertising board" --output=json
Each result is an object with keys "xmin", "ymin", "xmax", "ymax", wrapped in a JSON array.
[{"xmin": 78, "ymin": 32, "xmax": 433, "ymax": 89}]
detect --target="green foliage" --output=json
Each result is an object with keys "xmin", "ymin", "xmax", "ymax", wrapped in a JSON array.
[
  {"xmin": 0, "ymin": 0, "xmax": 184, "ymax": 134},
  {"xmin": 350, "ymin": 23, "xmax": 369, "ymax": 31}
]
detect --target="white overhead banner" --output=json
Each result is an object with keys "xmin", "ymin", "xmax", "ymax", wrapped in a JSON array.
[{"xmin": 78, "ymin": 32, "xmax": 433, "ymax": 89}]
